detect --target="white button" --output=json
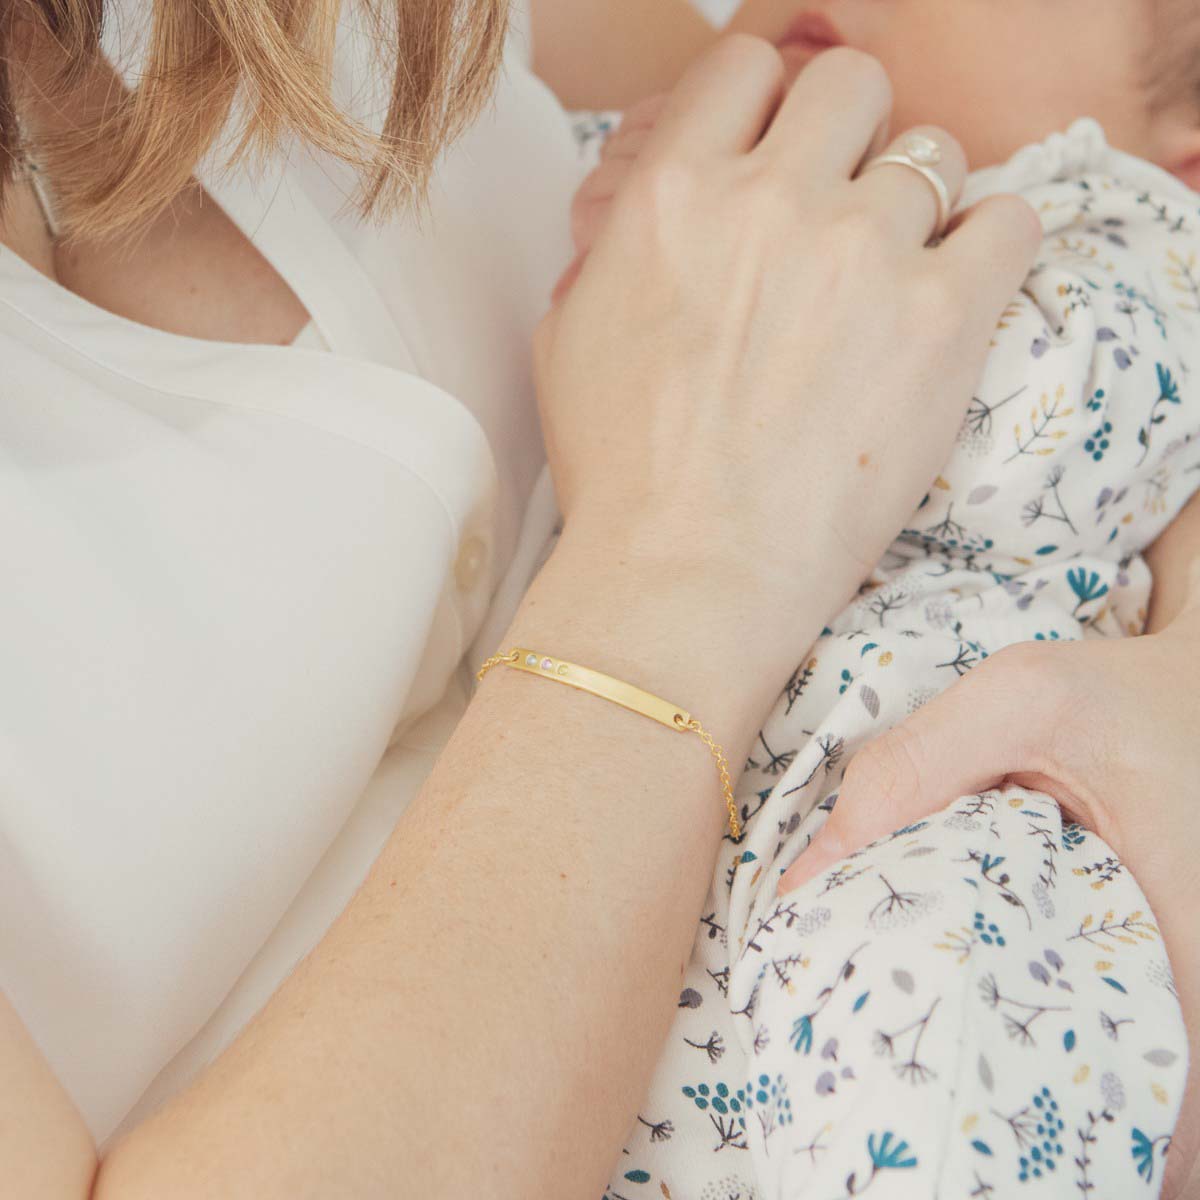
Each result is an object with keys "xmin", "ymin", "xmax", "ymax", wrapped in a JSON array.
[{"xmin": 454, "ymin": 535, "xmax": 487, "ymax": 591}]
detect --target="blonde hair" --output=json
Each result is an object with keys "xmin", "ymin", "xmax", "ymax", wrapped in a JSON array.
[{"xmin": 0, "ymin": 0, "xmax": 509, "ymax": 238}]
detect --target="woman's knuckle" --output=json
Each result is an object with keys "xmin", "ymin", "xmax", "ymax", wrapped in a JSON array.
[{"xmin": 622, "ymin": 159, "xmax": 698, "ymax": 219}]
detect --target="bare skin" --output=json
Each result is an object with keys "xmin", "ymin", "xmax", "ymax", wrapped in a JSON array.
[
  {"xmin": 529, "ymin": 0, "xmax": 717, "ymax": 109},
  {"xmin": 7, "ymin": 31, "xmax": 309, "ymax": 344}
]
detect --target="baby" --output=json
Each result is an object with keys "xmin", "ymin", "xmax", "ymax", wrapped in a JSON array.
[{"xmin": 561, "ymin": 6, "xmax": 1200, "ymax": 1198}]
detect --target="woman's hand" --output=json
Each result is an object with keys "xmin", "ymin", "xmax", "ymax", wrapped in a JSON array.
[
  {"xmin": 537, "ymin": 36, "xmax": 1041, "ymax": 699},
  {"xmin": 777, "ymin": 571, "xmax": 1200, "ymax": 1196}
]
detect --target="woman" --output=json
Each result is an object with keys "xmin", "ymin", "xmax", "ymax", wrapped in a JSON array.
[{"xmin": 0, "ymin": 6, "xmax": 1190, "ymax": 1200}]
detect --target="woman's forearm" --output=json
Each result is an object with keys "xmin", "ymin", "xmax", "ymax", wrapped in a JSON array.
[
  {"xmin": 0, "ymin": 994, "xmax": 97, "ymax": 1199},
  {"xmin": 91, "ymin": 534, "xmax": 833, "ymax": 1200}
]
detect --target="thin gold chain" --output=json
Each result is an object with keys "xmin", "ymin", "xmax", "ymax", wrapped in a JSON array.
[
  {"xmin": 679, "ymin": 715, "xmax": 741, "ymax": 840},
  {"xmin": 476, "ymin": 649, "xmax": 520, "ymax": 681},
  {"xmin": 477, "ymin": 648, "xmax": 741, "ymax": 840}
]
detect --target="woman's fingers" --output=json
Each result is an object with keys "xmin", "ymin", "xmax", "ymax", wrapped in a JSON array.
[
  {"xmin": 599, "ymin": 124, "xmax": 653, "ymax": 165},
  {"xmin": 851, "ymin": 126, "xmax": 967, "ymax": 245},
  {"xmin": 639, "ymin": 35, "xmax": 785, "ymax": 164},
  {"xmin": 572, "ymin": 156, "xmax": 638, "ymax": 252},
  {"xmin": 756, "ymin": 47, "xmax": 892, "ymax": 178},
  {"xmin": 600, "ymin": 94, "xmax": 667, "ymax": 160},
  {"xmin": 776, "ymin": 644, "xmax": 1077, "ymax": 894},
  {"xmin": 942, "ymin": 193, "xmax": 1044, "ymax": 320}
]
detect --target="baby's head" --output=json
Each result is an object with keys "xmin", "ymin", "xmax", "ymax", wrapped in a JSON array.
[{"xmin": 729, "ymin": 0, "xmax": 1200, "ymax": 188}]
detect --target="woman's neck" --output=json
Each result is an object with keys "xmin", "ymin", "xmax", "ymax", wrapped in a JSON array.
[
  {"xmin": 0, "ymin": 22, "xmax": 310, "ymax": 343},
  {"xmin": 0, "ymin": 173, "xmax": 58, "ymax": 280}
]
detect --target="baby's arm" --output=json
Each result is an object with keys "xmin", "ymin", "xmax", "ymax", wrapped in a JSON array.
[{"xmin": 1146, "ymin": 489, "xmax": 1200, "ymax": 631}]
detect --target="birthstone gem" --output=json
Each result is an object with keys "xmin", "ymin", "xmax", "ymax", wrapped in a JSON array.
[{"xmin": 904, "ymin": 132, "xmax": 942, "ymax": 166}]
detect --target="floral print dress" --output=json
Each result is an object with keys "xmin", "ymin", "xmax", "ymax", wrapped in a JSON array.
[{"xmin": 568, "ymin": 119, "xmax": 1200, "ymax": 1198}]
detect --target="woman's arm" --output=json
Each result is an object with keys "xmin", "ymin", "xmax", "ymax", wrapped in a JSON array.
[
  {"xmin": 530, "ymin": 0, "xmax": 717, "ymax": 108},
  {"xmin": 0, "ymin": 995, "xmax": 97, "ymax": 1198},
  {"xmin": 2, "ymin": 544, "xmax": 814, "ymax": 1200},
  {"xmin": 1146, "ymin": 486, "xmax": 1200, "ymax": 632},
  {"xmin": 95, "ymin": 541, "xmax": 823, "ymax": 1200}
]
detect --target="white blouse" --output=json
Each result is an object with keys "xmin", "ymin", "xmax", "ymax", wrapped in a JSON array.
[{"xmin": 0, "ymin": 4, "xmax": 580, "ymax": 1142}]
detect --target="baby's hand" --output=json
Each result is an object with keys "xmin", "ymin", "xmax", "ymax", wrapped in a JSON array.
[{"xmin": 555, "ymin": 95, "xmax": 666, "ymax": 302}]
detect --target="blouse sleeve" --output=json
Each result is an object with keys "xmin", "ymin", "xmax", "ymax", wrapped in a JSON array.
[{"xmin": 0, "ymin": 310, "xmax": 496, "ymax": 1138}]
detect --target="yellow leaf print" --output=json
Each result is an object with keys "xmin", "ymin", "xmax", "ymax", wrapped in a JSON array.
[{"xmin": 1074, "ymin": 1065, "xmax": 1091, "ymax": 1084}]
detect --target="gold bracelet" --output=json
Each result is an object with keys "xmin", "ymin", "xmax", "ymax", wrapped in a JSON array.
[{"xmin": 476, "ymin": 648, "xmax": 741, "ymax": 840}]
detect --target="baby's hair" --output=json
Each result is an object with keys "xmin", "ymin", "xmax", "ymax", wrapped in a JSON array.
[{"xmin": 1148, "ymin": 0, "xmax": 1200, "ymax": 114}]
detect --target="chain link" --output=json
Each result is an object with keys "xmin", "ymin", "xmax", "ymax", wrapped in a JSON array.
[
  {"xmin": 680, "ymin": 717, "xmax": 741, "ymax": 841},
  {"xmin": 475, "ymin": 649, "xmax": 520, "ymax": 683}
]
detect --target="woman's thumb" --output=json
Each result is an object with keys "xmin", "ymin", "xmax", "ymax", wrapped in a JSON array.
[{"xmin": 777, "ymin": 644, "xmax": 1055, "ymax": 893}]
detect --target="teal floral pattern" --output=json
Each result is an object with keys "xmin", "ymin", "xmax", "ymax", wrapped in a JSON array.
[{"xmin": 601, "ymin": 120, "xmax": 1195, "ymax": 1200}]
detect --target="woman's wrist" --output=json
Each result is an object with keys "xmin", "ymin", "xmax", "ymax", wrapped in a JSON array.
[{"xmin": 502, "ymin": 520, "xmax": 835, "ymax": 754}]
